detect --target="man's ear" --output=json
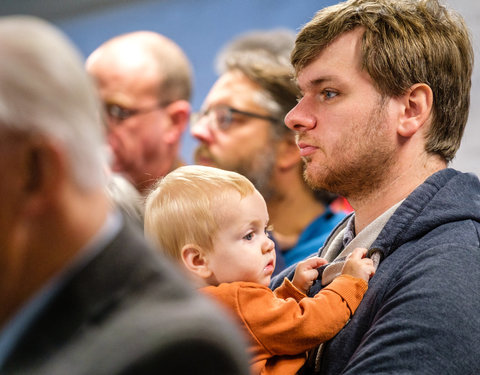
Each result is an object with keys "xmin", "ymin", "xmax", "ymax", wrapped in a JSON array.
[
  {"xmin": 275, "ymin": 135, "xmax": 301, "ymax": 170},
  {"xmin": 164, "ymin": 100, "xmax": 190, "ymax": 144},
  {"xmin": 397, "ymin": 83, "xmax": 433, "ymax": 138},
  {"xmin": 181, "ymin": 244, "xmax": 213, "ymax": 280},
  {"xmin": 21, "ymin": 138, "xmax": 63, "ymax": 216}
]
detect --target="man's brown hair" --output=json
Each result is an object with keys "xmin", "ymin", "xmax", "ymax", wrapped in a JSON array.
[{"xmin": 292, "ymin": 0, "xmax": 473, "ymax": 162}]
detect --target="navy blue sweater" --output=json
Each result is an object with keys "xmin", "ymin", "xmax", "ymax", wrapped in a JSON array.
[{"xmin": 271, "ymin": 169, "xmax": 480, "ymax": 374}]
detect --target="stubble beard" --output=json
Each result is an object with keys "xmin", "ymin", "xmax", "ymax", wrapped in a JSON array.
[
  {"xmin": 194, "ymin": 144, "xmax": 277, "ymax": 201},
  {"xmin": 303, "ymin": 100, "xmax": 396, "ymax": 202},
  {"xmin": 235, "ymin": 149, "xmax": 276, "ymax": 201}
]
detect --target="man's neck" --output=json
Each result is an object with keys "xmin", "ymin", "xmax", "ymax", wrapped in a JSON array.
[
  {"xmin": 350, "ymin": 158, "xmax": 446, "ymax": 234},
  {"xmin": 268, "ymin": 187, "xmax": 326, "ymax": 251}
]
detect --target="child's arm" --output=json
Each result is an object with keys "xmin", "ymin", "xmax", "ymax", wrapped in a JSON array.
[{"xmin": 203, "ymin": 248, "xmax": 373, "ymax": 360}]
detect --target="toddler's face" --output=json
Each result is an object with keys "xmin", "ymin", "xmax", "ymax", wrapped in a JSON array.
[{"xmin": 207, "ymin": 190, "xmax": 276, "ymax": 287}]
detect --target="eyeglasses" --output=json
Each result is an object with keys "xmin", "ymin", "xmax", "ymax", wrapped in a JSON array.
[
  {"xmin": 190, "ymin": 105, "xmax": 279, "ymax": 132},
  {"xmin": 105, "ymin": 101, "xmax": 170, "ymax": 123}
]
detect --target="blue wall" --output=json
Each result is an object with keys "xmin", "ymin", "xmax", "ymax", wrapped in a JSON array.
[{"xmin": 54, "ymin": 0, "xmax": 337, "ymax": 163}]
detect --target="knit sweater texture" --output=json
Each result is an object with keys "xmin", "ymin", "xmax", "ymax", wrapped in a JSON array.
[{"xmin": 201, "ymin": 274, "xmax": 367, "ymax": 374}]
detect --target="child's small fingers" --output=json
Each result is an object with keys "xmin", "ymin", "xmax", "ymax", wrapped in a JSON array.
[
  {"xmin": 314, "ymin": 257, "xmax": 328, "ymax": 267},
  {"xmin": 349, "ymin": 247, "xmax": 368, "ymax": 260},
  {"xmin": 304, "ymin": 256, "xmax": 327, "ymax": 268}
]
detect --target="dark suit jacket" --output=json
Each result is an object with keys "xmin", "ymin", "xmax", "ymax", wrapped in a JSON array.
[{"xmin": 1, "ymin": 217, "xmax": 250, "ymax": 375}]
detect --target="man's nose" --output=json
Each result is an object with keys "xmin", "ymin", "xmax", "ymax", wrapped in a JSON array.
[
  {"xmin": 284, "ymin": 99, "xmax": 316, "ymax": 131},
  {"xmin": 190, "ymin": 119, "xmax": 214, "ymax": 143}
]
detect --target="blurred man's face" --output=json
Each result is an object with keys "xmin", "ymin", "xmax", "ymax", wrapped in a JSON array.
[
  {"xmin": 191, "ymin": 71, "xmax": 277, "ymax": 198},
  {"xmin": 87, "ymin": 57, "xmax": 172, "ymax": 191},
  {"xmin": 285, "ymin": 28, "xmax": 398, "ymax": 200}
]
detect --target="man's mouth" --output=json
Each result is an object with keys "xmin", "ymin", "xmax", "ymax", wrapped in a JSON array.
[
  {"xmin": 194, "ymin": 147, "xmax": 215, "ymax": 165},
  {"xmin": 297, "ymin": 141, "xmax": 318, "ymax": 157}
]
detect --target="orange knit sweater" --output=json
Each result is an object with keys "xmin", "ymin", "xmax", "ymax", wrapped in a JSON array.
[{"xmin": 201, "ymin": 274, "xmax": 367, "ymax": 374}]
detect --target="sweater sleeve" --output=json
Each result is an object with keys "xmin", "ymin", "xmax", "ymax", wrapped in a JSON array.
[
  {"xmin": 237, "ymin": 275, "xmax": 367, "ymax": 356},
  {"xmin": 273, "ymin": 277, "xmax": 306, "ymax": 302}
]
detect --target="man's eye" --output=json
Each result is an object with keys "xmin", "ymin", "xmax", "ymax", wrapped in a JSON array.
[
  {"xmin": 115, "ymin": 109, "xmax": 130, "ymax": 120},
  {"xmin": 215, "ymin": 111, "xmax": 233, "ymax": 130},
  {"xmin": 323, "ymin": 90, "xmax": 338, "ymax": 100},
  {"xmin": 107, "ymin": 105, "xmax": 133, "ymax": 120},
  {"xmin": 217, "ymin": 112, "xmax": 228, "ymax": 124},
  {"xmin": 243, "ymin": 232, "xmax": 254, "ymax": 241}
]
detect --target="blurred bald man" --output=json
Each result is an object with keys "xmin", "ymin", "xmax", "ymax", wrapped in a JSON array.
[{"xmin": 86, "ymin": 32, "xmax": 191, "ymax": 195}]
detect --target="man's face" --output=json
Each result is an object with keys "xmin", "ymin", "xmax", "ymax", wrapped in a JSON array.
[
  {"xmin": 285, "ymin": 28, "xmax": 398, "ymax": 200},
  {"xmin": 191, "ymin": 71, "xmax": 277, "ymax": 198},
  {"xmin": 88, "ymin": 57, "xmax": 171, "ymax": 189}
]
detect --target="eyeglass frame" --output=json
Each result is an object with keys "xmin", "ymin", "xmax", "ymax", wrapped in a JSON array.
[
  {"xmin": 190, "ymin": 105, "xmax": 280, "ymax": 132},
  {"xmin": 104, "ymin": 101, "xmax": 171, "ymax": 123}
]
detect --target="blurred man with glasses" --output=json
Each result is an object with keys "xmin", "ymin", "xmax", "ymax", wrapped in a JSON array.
[
  {"xmin": 191, "ymin": 29, "xmax": 349, "ymax": 274},
  {"xmin": 86, "ymin": 31, "xmax": 191, "ymax": 195}
]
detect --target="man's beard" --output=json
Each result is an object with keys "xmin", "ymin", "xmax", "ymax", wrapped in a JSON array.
[
  {"xmin": 194, "ymin": 144, "xmax": 277, "ymax": 201},
  {"xmin": 303, "ymin": 99, "xmax": 396, "ymax": 202},
  {"xmin": 235, "ymin": 150, "xmax": 277, "ymax": 201}
]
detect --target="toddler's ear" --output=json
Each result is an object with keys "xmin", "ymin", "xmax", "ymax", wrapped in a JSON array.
[{"xmin": 181, "ymin": 244, "xmax": 212, "ymax": 280}]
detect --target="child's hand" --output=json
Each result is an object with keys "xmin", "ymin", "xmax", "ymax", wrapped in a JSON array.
[
  {"xmin": 292, "ymin": 257, "xmax": 328, "ymax": 294},
  {"xmin": 341, "ymin": 247, "xmax": 375, "ymax": 282}
]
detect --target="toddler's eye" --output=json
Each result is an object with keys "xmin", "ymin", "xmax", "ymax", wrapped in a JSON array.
[{"xmin": 243, "ymin": 232, "xmax": 254, "ymax": 241}]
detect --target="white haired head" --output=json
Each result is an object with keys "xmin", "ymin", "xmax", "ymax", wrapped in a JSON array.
[{"xmin": 0, "ymin": 15, "xmax": 107, "ymax": 190}]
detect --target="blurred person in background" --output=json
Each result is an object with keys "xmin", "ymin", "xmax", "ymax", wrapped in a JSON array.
[
  {"xmin": 0, "ymin": 15, "xmax": 250, "ymax": 375},
  {"xmin": 191, "ymin": 29, "xmax": 349, "ymax": 274},
  {"xmin": 86, "ymin": 31, "xmax": 191, "ymax": 195},
  {"xmin": 105, "ymin": 172, "xmax": 145, "ymax": 227}
]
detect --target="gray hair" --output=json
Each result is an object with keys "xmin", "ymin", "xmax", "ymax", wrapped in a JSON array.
[
  {"xmin": 215, "ymin": 28, "xmax": 296, "ymax": 74},
  {"xmin": 0, "ymin": 15, "xmax": 107, "ymax": 190},
  {"xmin": 106, "ymin": 174, "xmax": 145, "ymax": 225},
  {"xmin": 216, "ymin": 29, "xmax": 299, "ymax": 140}
]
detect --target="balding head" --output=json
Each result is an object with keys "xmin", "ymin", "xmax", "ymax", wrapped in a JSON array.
[{"xmin": 87, "ymin": 31, "xmax": 192, "ymax": 103}]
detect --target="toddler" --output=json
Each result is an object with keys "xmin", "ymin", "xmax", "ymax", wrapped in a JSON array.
[{"xmin": 144, "ymin": 165, "xmax": 374, "ymax": 375}]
